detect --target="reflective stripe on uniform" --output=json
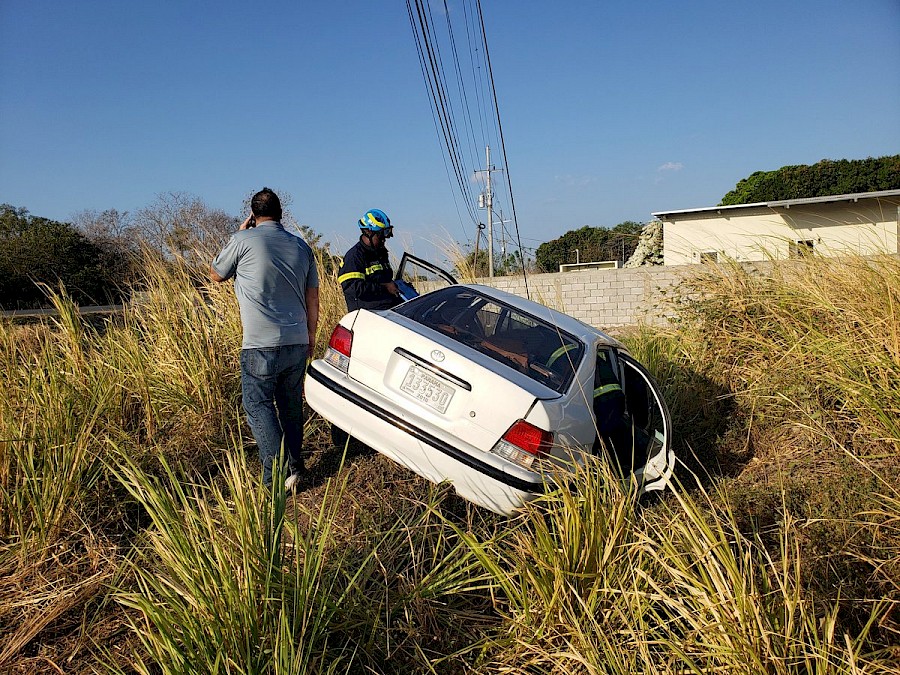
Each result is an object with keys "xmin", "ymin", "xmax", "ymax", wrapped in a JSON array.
[
  {"xmin": 338, "ymin": 271, "xmax": 366, "ymax": 284},
  {"xmin": 546, "ymin": 343, "xmax": 577, "ymax": 368},
  {"xmin": 365, "ymin": 263, "xmax": 385, "ymax": 275},
  {"xmin": 593, "ymin": 383, "xmax": 623, "ymax": 398}
]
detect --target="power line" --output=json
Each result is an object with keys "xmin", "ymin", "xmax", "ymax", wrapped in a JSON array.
[
  {"xmin": 406, "ymin": 0, "xmax": 526, "ymax": 290},
  {"xmin": 406, "ymin": 0, "xmax": 478, "ymax": 228},
  {"xmin": 475, "ymin": 0, "xmax": 529, "ymax": 296}
]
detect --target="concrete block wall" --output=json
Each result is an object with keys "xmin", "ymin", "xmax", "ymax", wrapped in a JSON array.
[
  {"xmin": 469, "ymin": 255, "xmax": 891, "ymax": 331},
  {"xmin": 476, "ymin": 264, "xmax": 696, "ymax": 330}
]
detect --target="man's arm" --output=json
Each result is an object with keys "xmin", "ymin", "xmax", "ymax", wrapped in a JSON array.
[
  {"xmin": 305, "ymin": 286, "xmax": 320, "ymax": 357},
  {"xmin": 210, "ymin": 223, "xmax": 249, "ymax": 283},
  {"xmin": 209, "ymin": 265, "xmax": 226, "ymax": 283}
]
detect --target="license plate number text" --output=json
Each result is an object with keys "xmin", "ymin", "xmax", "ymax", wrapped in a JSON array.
[{"xmin": 400, "ymin": 365, "xmax": 454, "ymax": 413}]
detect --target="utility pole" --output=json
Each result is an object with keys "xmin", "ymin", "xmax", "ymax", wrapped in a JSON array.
[
  {"xmin": 496, "ymin": 209, "xmax": 511, "ymax": 257},
  {"xmin": 473, "ymin": 222, "xmax": 485, "ymax": 276},
  {"xmin": 485, "ymin": 145, "xmax": 494, "ymax": 277},
  {"xmin": 477, "ymin": 146, "xmax": 498, "ymax": 277}
]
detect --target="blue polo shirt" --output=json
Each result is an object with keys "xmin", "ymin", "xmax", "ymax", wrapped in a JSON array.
[{"xmin": 212, "ymin": 221, "xmax": 319, "ymax": 349}]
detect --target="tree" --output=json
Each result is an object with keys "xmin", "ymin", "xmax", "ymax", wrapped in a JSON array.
[
  {"xmin": 0, "ymin": 205, "xmax": 132, "ymax": 309},
  {"xmin": 453, "ymin": 242, "xmax": 533, "ymax": 278},
  {"xmin": 535, "ymin": 221, "xmax": 644, "ymax": 273},
  {"xmin": 71, "ymin": 208, "xmax": 141, "ymax": 280},
  {"xmin": 133, "ymin": 192, "xmax": 237, "ymax": 261},
  {"xmin": 623, "ymin": 220, "xmax": 664, "ymax": 268},
  {"xmin": 720, "ymin": 155, "xmax": 900, "ymax": 205},
  {"xmin": 494, "ymin": 249, "xmax": 529, "ymax": 276},
  {"xmin": 453, "ymin": 247, "xmax": 490, "ymax": 279},
  {"xmin": 71, "ymin": 208, "xmax": 136, "ymax": 242}
]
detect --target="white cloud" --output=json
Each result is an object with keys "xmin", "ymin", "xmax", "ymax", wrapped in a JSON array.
[{"xmin": 657, "ymin": 162, "xmax": 684, "ymax": 172}]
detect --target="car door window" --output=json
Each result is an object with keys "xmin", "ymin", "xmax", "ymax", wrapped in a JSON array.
[{"xmin": 394, "ymin": 253, "xmax": 458, "ymax": 295}]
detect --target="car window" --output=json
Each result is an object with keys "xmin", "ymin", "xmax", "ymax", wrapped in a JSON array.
[
  {"xmin": 395, "ymin": 252, "xmax": 458, "ymax": 292},
  {"xmin": 394, "ymin": 287, "xmax": 584, "ymax": 393}
]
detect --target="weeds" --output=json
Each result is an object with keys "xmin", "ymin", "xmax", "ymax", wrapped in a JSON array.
[{"xmin": 1, "ymin": 250, "xmax": 899, "ymax": 673}]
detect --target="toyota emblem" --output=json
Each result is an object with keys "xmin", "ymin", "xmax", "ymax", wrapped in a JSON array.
[{"xmin": 430, "ymin": 350, "xmax": 445, "ymax": 363}]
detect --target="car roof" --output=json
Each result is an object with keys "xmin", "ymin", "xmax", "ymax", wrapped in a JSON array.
[{"xmin": 461, "ymin": 283, "xmax": 623, "ymax": 349}]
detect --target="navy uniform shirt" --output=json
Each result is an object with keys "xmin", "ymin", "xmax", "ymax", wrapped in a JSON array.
[{"xmin": 338, "ymin": 238, "xmax": 400, "ymax": 311}]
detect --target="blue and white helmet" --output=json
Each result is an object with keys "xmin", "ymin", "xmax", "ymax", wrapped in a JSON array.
[{"xmin": 358, "ymin": 209, "xmax": 392, "ymax": 237}]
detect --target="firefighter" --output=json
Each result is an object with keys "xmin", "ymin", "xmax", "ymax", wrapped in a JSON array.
[{"xmin": 338, "ymin": 208, "xmax": 402, "ymax": 312}]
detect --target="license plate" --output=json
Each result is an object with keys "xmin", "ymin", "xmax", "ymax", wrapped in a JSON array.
[{"xmin": 400, "ymin": 365, "xmax": 454, "ymax": 414}]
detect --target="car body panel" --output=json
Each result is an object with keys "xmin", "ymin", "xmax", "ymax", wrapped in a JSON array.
[
  {"xmin": 306, "ymin": 259, "xmax": 674, "ymax": 515},
  {"xmin": 306, "ymin": 359, "xmax": 544, "ymax": 514},
  {"xmin": 345, "ymin": 308, "xmax": 542, "ymax": 451}
]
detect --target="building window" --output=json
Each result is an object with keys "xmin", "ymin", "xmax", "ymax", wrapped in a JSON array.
[{"xmin": 789, "ymin": 240, "xmax": 815, "ymax": 258}]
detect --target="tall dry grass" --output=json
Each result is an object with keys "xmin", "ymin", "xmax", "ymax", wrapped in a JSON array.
[
  {"xmin": 104, "ymin": 447, "xmax": 502, "ymax": 674},
  {"xmin": 0, "ymin": 255, "xmax": 250, "ymax": 670},
  {"xmin": 669, "ymin": 254, "xmax": 900, "ymax": 457},
  {"xmin": 621, "ymin": 253, "xmax": 900, "ymax": 664},
  {"xmin": 457, "ymin": 458, "xmax": 896, "ymax": 674},
  {"xmin": 2, "ymin": 246, "xmax": 899, "ymax": 673}
]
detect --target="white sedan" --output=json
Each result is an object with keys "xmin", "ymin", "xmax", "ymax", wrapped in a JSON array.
[{"xmin": 306, "ymin": 255, "xmax": 674, "ymax": 515}]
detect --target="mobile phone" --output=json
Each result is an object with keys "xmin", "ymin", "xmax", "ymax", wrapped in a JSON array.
[{"xmin": 248, "ymin": 215, "xmax": 256, "ymax": 228}]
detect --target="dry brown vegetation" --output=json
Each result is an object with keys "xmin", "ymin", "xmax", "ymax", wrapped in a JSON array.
[{"xmin": 1, "ymin": 250, "xmax": 898, "ymax": 673}]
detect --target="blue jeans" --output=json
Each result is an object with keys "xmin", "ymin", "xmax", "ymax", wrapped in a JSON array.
[{"xmin": 240, "ymin": 344, "xmax": 308, "ymax": 486}]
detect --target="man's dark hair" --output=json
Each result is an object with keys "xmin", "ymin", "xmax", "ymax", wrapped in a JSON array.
[{"xmin": 251, "ymin": 187, "xmax": 282, "ymax": 220}]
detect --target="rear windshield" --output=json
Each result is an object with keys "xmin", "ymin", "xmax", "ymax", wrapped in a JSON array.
[{"xmin": 394, "ymin": 287, "xmax": 584, "ymax": 393}]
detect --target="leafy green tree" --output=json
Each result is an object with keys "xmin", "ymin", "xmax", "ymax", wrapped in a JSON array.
[
  {"xmin": 494, "ymin": 250, "xmax": 528, "ymax": 276},
  {"xmin": 454, "ymin": 247, "xmax": 490, "ymax": 278},
  {"xmin": 0, "ymin": 205, "xmax": 132, "ymax": 310},
  {"xmin": 720, "ymin": 155, "xmax": 900, "ymax": 205},
  {"xmin": 535, "ymin": 221, "xmax": 644, "ymax": 273},
  {"xmin": 454, "ymin": 245, "xmax": 532, "ymax": 278}
]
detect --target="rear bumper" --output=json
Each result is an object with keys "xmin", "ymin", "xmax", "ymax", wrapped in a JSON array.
[{"xmin": 306, "ymin": 361, "xmax": 544, "ymax": 514}]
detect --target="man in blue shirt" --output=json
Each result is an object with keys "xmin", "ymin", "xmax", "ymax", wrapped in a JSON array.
[{"xmin": 210, "ymin": 188, "xmax": 319, "ymax": 491}]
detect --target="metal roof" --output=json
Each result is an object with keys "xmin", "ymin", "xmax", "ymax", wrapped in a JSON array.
[{"xmin": 652, "ymin": 189, "xmax": 900, "ymax": 219}]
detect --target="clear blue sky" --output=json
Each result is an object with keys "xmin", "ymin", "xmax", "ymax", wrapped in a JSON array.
[{"xmin": 2, "ymin": 0, "xmax": 898, "ymax": 260}]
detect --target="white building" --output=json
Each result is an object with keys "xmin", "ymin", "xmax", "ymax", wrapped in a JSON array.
[{"xmin": 653, "ymin": 189, "xmax": 900, "ymax": 266}]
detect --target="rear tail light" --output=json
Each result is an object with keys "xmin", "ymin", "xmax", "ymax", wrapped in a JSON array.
[
  {"xmin": 490, "ymin": 419, "xmax": 554, "ymax": 470},
  {"xmin": 323, "ymin": 325, "xmax": 353, "ymax": 373}
]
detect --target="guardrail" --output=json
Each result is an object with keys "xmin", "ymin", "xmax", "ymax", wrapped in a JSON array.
[{"xmin": 1, "ymin": 305, "xmax": 125, "ymax": 320}]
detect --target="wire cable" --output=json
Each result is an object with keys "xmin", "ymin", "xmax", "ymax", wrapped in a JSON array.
[
  {"xmin": 476, "ymin": 0, "xmax": 529, "ymax": 297},
  {"xmin": 406, "ymin": 0, "xmax": 527, "ymax": 280},
  {"xmin": 406, "ymin": 0, "xmax": 478, "ymax": 226}
]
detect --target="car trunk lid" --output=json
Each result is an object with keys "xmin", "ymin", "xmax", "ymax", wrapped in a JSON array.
[{"xmin": 346, "ymin": 309, "xmax": 542, "ymax": 452}]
